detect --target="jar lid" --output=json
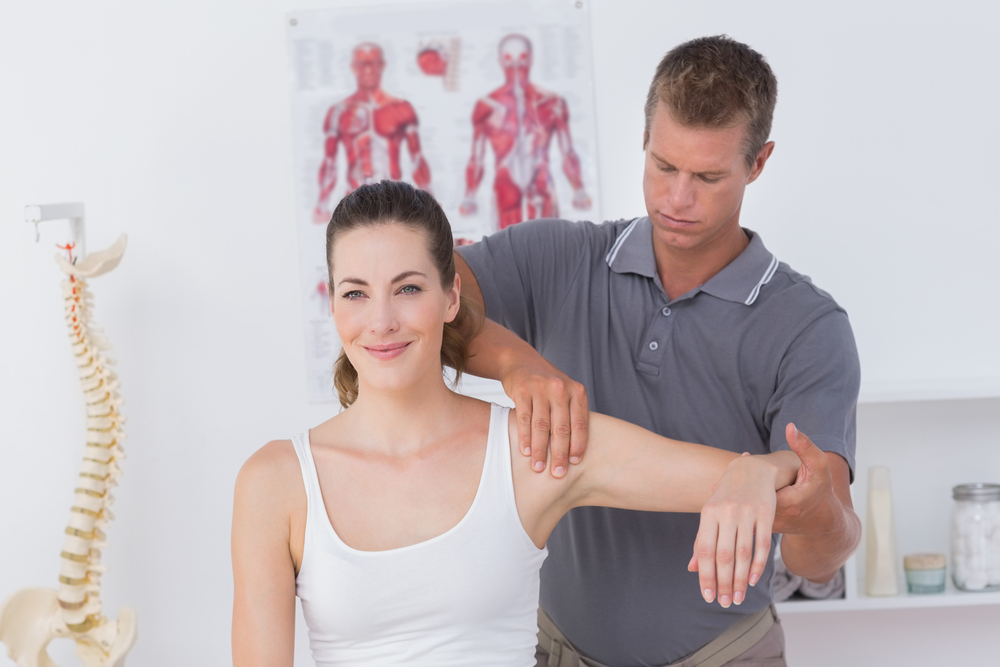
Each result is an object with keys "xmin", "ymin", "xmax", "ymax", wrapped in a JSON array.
[
  {"xmin": 952, "ymin": 483, "xmax": 1000, "ymax": 501},
  {"xmin": 904, "ymin": 553, "xmax": 946, "ymax": 570}
]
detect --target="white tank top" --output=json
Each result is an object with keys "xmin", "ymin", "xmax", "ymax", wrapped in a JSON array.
[{"xmin": 292, "ymin": 403, "xmax": 548, "ymax": 667}]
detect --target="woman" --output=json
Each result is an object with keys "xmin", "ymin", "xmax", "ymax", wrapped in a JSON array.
[{"xmin": 232, "ymin": 181, "xmax": 801, "ymax": 667}]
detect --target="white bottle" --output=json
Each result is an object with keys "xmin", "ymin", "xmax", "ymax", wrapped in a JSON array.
[{"xmin": 866, "ymin": 466, "xmax": 899, "ymax": 596}]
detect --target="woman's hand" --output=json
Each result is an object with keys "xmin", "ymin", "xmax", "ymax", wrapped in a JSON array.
[{"xmin": 688, "ymin": 449, "xmax": 800, "ymax": 608}]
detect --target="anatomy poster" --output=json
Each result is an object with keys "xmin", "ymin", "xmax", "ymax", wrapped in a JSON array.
[{"xmin": 286, "ymin": 0, "xmax": 600, "ymax": 402}]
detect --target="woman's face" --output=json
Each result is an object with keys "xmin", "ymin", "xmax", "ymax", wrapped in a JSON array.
[{"xmin": 329, "ymin": 223, "xmax": 460, "ymax": 395}]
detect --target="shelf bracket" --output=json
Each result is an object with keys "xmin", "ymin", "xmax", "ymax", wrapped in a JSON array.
[{"xmin": 24, "ymin": 202, "xmax": 86, "ymax": 259}]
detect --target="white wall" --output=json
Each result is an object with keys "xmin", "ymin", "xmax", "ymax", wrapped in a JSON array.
[{"xmin": 1, "ymin": 1, "xmax": 998, "ymax": 665}]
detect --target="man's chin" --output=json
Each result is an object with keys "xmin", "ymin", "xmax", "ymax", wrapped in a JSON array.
[{"xmin": 651, "ymin": 222, "xmax": 700, "ymax": 249}]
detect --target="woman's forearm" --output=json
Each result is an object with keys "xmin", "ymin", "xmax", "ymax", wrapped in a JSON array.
[
  {"xmin": 572, "ymin": 413, "xmax": 740, "ymax": 512},
  {"xmin": 756, "ymin": 450, "xmax": 802, "ymax": 490}
]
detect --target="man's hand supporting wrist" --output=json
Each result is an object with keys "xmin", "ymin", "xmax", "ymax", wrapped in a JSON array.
[{"xmin": 773, "ymin": 423, "xmax": 862, "ymax": 583}]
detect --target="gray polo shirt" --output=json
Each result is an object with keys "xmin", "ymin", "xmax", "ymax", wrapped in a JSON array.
[{"xmin": 458, "ymin": 216, "xmax": 860, "ymax": 666}]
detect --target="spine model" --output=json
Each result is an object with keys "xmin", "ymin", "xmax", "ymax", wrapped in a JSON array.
[
  {"xmin": 1, "ymin": 235, "xmax": 137, "ymax": 667},
  {"xmin": 57, "ymin": 269, "xmax": 125, "ymax": 633}
]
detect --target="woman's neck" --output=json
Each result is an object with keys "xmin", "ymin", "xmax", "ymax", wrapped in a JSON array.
[{"xmin": 342, "ymin": 370, "xmax": 469, "ymax": 456}]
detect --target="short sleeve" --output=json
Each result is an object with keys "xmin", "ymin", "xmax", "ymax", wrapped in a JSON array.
[
  {"xmin": 764, "ymin": 309, "xmax": 861, "ymax": 480},
  {"xmin": 456, "ymin": 219, "xmax": 595, "ymax": 347}
]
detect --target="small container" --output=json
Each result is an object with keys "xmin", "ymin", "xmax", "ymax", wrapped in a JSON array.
[
  {"xmin": 903, "ymin": 553, "xmax": 946, "ymax": 594},
  {"xmin": 951, "ymin": 483, "xmax": 1000, "ymax": 592}
]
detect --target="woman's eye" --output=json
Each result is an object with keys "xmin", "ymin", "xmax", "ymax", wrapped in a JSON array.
[
  {"xmin": 398, "ymin": 284, "xmax": 422, "ymax": 295},
  {"xmin": 342, "ymin": 290, "xmax": 365, "ymax": 300}
]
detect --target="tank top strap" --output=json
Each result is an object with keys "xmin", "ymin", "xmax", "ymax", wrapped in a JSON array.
[
  {"xmin": 289, "ymin": 432, "xmax": 323, "ymax": 527},
  {"xmin": 483, "ymin": 403, "xmax": 518, "ymax": 516}
]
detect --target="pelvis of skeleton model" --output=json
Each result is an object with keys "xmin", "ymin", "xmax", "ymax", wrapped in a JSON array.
[{"xmin": 0, "ymin": 235, "xmax": 138, "ymax": 667}]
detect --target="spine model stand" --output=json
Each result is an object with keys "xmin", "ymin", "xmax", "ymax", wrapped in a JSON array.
[{"xmin": 1, "ymin": 235, "xmax": 137, "ymax": 667}]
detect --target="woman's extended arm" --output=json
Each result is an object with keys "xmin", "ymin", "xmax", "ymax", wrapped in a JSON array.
[
  {"xmin": 513, "ymin": 411, "xmax": 802, "ymax": 608},
  {"xmin": 579, "ymin": 413, "xmax": 803, "ymax": 607},
  {"xmin": 232, "ymin": 441, "xmax": 303, "ymax": 667}
]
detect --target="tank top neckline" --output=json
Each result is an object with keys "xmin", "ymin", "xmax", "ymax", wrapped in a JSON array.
[{"xmin": 303, "ymin": 402, "xmax": 504, "ymax": 556}]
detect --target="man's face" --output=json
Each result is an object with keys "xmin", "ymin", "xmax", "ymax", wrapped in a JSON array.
[
  {"xmin": 642, "ymin": 102, "xmax": 769, "ymax": 255},
  {"xmin": 352, "ymin": 46, "xmax": 385, "ymax": 90},
  {"xmin": 499, "ymin": 36, "xmax": 531, "ymax": 85}
]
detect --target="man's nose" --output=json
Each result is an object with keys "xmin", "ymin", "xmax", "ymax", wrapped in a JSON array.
[{"xmin": 668, "ymin": 173, "xmax": 696, "ymax": 211}]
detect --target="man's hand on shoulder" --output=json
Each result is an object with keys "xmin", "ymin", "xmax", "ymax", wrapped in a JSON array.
[
  {"xmin": 504, "ymin": 361, "xmax": 589, "ymax": 478},
  {"xmin": 455, "ymin": 252, "xmax": 590, "ymax": 478}
]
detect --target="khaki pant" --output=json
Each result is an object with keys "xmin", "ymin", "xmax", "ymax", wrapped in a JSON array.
[{"xmin": 534, "ymin": 605, "xmax": 786, "ymax": 667}]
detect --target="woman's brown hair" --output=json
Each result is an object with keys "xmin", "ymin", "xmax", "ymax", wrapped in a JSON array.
[{"xmin": 325, "ymin": 180, "xmax": 483, "ymax": 408}]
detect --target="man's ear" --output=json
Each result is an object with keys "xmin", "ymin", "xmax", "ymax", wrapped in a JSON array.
[{"xmin": 747, "ymin": 141, "xmax": 775, "ymax": 184}]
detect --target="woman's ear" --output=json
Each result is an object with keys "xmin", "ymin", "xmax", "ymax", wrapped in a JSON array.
[{"xmin": 444, "ymin": 272, "xmax": 461, "ymax": 323}]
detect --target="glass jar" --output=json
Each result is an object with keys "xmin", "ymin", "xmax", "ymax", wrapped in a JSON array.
[{"xmin": 951, "ymin": 483, "xmax": 1000, "ymax": 592}]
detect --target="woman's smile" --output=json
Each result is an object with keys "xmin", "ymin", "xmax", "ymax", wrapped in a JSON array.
[{"xmin": 363, "ymin": 341, "xmax": 412, "ymax": 360}]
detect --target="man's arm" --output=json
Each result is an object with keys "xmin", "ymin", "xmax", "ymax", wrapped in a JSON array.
[
  {"xmin": 760, "ymin": 302, "xmax": 862, "ymax": 582},
  {"xmin": 457, "ymin": 253, "xmax": 589, "ymax": 477},
  {"xmin": 773, "ymin": 423, "xmax": 862, "ymax": 582}
]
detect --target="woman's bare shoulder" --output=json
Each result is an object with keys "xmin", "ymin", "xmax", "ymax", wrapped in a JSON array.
[{"xmin": 235, "ymin": 439, "xmax": 304, "ymax": 508}]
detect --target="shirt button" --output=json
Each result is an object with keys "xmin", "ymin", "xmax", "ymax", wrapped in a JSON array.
[
  {"xmin": 648, "ymin": 341, "xmax": 659, "ymax": 351},
  {"xmin": 661, "ymin": 307, "xmax": 672, "ymax": 316}
]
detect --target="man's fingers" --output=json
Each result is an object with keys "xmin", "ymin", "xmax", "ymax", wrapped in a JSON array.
[
  {"xmin": 530, "ymin": 396, "xmax": 552, "ymax": 473},
  {"xmin": 513, "ymin": 391, "xmax": 534, "ymax": 458},
  {"xmin": 785, "ymin": 423, "xmax": 826, "ymax": 471},
  {"xmin": 567, "ymin": 385, "xmax": 589, "ymax": 465},
  {"xmin": 502, "ymin": 363, "xmax": 588, "ymax": 476},
  {"xmin": 774, "ymin": 423, "xmax": 837, "ymax": 536},
  {"xmin": 548, "ymin": 398, "xmax": 572, "ymax": 478}
]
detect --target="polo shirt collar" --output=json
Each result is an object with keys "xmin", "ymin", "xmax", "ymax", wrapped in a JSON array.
[
  {"xmin": 604, "ymin": 217, "xmax": 657, "ymax": 278},
  {"xmin": 605, "ymin": 217, "xmax": 779, "ymax": 306}
]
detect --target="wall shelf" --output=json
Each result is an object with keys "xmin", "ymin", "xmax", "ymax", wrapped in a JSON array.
[
  {"xmin": 859, "ymin": 377, "xmax": 1000, "ymax": 404},
  {"xmin": 776, "ymin": 554, "xmax": 1000, "ymax": 614},
  {"xmin": 778, "ymin": 584, "xmax": 1000, "ymax": 614}
]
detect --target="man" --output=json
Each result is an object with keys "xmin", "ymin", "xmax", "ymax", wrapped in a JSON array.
[
  {"xmin": 313, "ymin": 43, "xmax": 431, "ymax": 224},
  {"xmin": 459, "ymin": 33, "xmax": 591, "ymax": 229},
  {"xmin": 456, "ymin": 36, "xmax": 861, "ymax": 666}
]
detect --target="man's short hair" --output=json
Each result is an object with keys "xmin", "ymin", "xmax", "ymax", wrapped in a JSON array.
[{"xmin": 644, "ymin": 35, "xmax": 777, "ymax": 169}]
